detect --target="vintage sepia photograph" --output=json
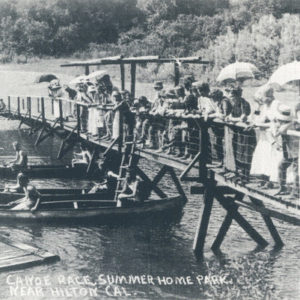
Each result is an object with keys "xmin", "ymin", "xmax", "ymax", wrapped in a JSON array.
[{"xmin": 0, "ymin": 0, "xmax": 299, "ymax": 299}]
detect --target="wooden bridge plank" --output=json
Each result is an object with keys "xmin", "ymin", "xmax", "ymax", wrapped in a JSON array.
[{"xmin": 0, "ymin": 235, "xmax": 59, "ymax": 272}]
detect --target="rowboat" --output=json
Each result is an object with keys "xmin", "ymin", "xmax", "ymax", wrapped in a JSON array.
[
  {"xmin": 0, "ymin": 190, "xmax": 185, "ymax": 223},
  {"xmin": 0, "ymin": 164, "xmax": 96, "ymax": 179}
]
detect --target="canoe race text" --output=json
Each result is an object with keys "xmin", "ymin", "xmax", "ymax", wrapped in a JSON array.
[{"xmin": 6, "ymin": 274, "xmax": 232, "ymax": 297}]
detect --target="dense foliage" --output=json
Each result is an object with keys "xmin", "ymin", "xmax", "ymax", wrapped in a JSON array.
[{"xmin": 1, "ymin": 0, "xmax": 300, "ymax": 79}]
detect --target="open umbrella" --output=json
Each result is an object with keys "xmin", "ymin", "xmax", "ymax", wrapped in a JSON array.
[
  {"xmin": 268, "ymin": 61, "xmax": 300, "ymax": 86},
  {"xmin": 69, "ymin": 75, "xmax": 87, "ymax": 85},
  {"xmin": 34, "ymin": 73, "xmax": 57, "ymax": 83},
  {"xmin": 86, "ymin": 70, "xmax": 108, "ymax": 81},
  {"xmin": 217, "ymin": 62, "xmax": 259, "ymax": 83}
]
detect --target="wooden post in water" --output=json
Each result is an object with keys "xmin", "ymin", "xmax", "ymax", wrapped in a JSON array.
[
  {"xmin": 130, "ymin": 63, "xmax": 136, "ymax": 99},
  {"xmin": 193, "ymin": 121, "xmax": 213, "ymax": 258},
  {"xmin": 120, "ymin": 63, "xmax": 125, "ymax": 91},
  {"xmin": 193, "ymin": 172, "xmax": 216, "ymax": 258},
  {"xmin": 174, "ymin": 62, "xmax": 180, "ymax": 86}
]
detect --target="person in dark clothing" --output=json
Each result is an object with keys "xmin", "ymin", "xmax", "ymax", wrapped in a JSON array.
[
  {"xmin": 226, "ymin": 86, "xmax": 256, "ymax": 183},
  {"xmin": 182, "ymin": 80, "xmax": 198, "ymax": 160}
]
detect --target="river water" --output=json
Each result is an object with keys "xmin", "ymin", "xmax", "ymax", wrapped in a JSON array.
[{"xmin": 0, "ymin": 120, "xmax": 299, "ymax": 300}]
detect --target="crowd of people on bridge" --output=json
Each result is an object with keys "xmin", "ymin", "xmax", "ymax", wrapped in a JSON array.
[{"xmin": 46, "ymin": 73, "xmax": 300, "ymax": 199}]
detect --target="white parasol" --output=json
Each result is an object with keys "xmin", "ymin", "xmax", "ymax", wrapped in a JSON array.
[
  {"xmin": 217, "ymin": 62, "xmax": 259, "ymax": 83},
  {"xmin": 268, "ymin": 61, "xmax": 300, "ymax": 86},
  {"xmin": 86, "ymin": 70, "xmax": 108, "ymax": 81},
  {"xmin": 69, "ymin": 75, "xmax": 87, "ymax": 85}
]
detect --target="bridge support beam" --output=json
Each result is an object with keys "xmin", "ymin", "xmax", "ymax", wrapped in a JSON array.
[
  {"xmin": 212, "ymin": 192, "xmax": 269, "ymax": 251},
  {"xmin": 57, "ymin": 125, "xmax": 79, "ymax": 159},
  {"xmin": 35, "ymin": 119, "xmax": 60, "ymax": 146}
]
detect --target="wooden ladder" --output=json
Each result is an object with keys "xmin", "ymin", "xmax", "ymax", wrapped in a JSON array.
[{"xmin": 114, "ymin": 135, "xmax": 136, "ymax": 201}]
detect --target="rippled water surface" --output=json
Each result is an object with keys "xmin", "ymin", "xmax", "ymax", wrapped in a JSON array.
[{"xmin": 0, "ymin": 121, "xmax": 299, "ymax": 299}]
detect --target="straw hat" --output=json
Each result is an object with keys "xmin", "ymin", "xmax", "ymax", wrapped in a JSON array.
[
  {"xmin": 153, "ymin": 81, "xmax": 163, "ymax": 90},
  {"xmin": 88, "ymin": 85, "xmax": 97, "ymax": 93},
  {"xmin": 210, "ymin": 89, "xmax": 223, "ymax": 101},
  {"xmin": 49, "ymin": 79, "xmax": 61, "ymax": 90},
  {"xmin": 275, "ymin": 104, "xmax": 292, "ymax": 122},
  {"xmin": 255, "ymin": 84, "xmax": 274, "ymax": 103}
]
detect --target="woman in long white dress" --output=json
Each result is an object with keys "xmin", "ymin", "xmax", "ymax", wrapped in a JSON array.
[
  {"xmin": 112, "ymin": 91, "xmax": 122, "ymax": 140},
  {"xmin": 250, "ymin": 85, "xmax": 280, "ymax": 186}
]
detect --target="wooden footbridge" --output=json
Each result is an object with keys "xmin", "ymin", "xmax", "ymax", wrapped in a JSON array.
[{"xmin": 0, "ymin": 55, "xmax": 299, "ymax": 259}]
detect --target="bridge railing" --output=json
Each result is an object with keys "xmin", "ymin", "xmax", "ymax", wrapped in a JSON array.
[{"xmin": 0, "ymin": 94, "xmax": 299, "ymax": 201}]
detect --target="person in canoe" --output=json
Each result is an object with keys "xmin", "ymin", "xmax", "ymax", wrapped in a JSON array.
[
  {"xmin": 8, "ymin": 142, "xmax": 28, "ymax": 171},
  {"xmin": 116, "ymin": 168, "xmax": 149, "ymax": 207},
  {"xmin": 72, "ymin": 143, "xmax": 92, "ymax": 167},
  {"xmin": 9, "ymin": 173, "xmax": 41, "ymax": 211},
  {"xmin": 88, "ymin": 155, "xmax": 120, "ymax": 199},
  {"xmin": 4, "ymin": 172, "xmax": 25, "ymax": 193}
]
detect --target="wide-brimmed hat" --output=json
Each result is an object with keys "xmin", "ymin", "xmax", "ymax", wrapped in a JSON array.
[
  {"xmin": 153, "ymin": 81, "xmax": 163, "ymax": 90},
  {"xmin": 255, "ymin": 84, "xmax": 274, "ymax": 103},
  {"xmin": 49, "ymin": 79, "xmax": 61, "ymax": 90},
  {"xmin": 158, "ymin": 90, "xmax": 167, "ymax": 98},
  {"xmin": 88, "ymin": 85, "xmax": 97, "ymax": 93},
  {"xmin": 112, "ymin": 90, "xmax": 121, "ymax": 97},
  {"xmin": 198, "ymin": 83, "xmax": 210, "ymax": 94},
  {"xmin": 275, "ymin": 104, "xmax": 292, "ymax": 122},
  {"xmin": 138, "ymin": 96, "xmax": 148, "ymax": 104},
  {"xmin": 210, "ymin": 89, "xmax": 223, "ymax": 101},
  {"xmin": 183, "ymin": 74, "xmax": 195, "ymax": 83},
  {"xmin": 192, "ymin": 81, "xmax": 202, "ymax": 87},
  {"xmin": 174, "ymin": 85, "xmax": 185, "ymax": 94},
  {"xmin": 166, "ymin": 89, "xmax": 177, "ymax": 98}
]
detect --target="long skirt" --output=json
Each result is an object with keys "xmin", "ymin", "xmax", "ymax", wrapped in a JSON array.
[
  {"xmin": 88, "ymin": 107, "xmax": 98, "ymax": 135},
  {"xmin": 112, "ymin": 110, "xmax": 120, "ymax": 139},
  {"xmin": 250, "ymin": 129, "xmax": 274, "ymax": 177}
]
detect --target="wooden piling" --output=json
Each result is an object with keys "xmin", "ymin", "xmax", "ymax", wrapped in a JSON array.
[
  {"xmin": 215, "ymin": 193, "xmax": 268, "ymax": 248},
  {"xmin": 211, "ymin": 213, "xmax": 232, "ymax": 251},
  {"xmin": 249, "ymin": 197, "xmax": 284, "ymax": 247},
  {"xmin": 193, "ymin": 176, "xmax": 216, "ymax": 258}
]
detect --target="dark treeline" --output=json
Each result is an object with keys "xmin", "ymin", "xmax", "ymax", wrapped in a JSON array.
[{"xmin": 1, "ymin": 0, "xmax": 300, "ymax": 78}]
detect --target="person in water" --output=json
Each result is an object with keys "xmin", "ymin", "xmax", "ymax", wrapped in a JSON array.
[
  {"xmin": 8, "ymin": 142, "xmax": 28, "ymax": 171},
  {"xmin": 72, "ymin": 143, "xmax": 92, "ymax": 167},
  {"xmin": 9, "ymin": 173, "xmax": 41, "ymax": 211}
]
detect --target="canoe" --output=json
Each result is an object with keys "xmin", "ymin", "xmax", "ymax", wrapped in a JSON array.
[
  {"xmin": 0, "ymin": 188, "xmax": 108, "ymax": 202},
  {"xmin": 0, "ymin": 194, "xmax": 185, "ymax": 223},
  {"xmin": 0, "ymin": 164, "xmax": 96, "ymax": 179}
]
